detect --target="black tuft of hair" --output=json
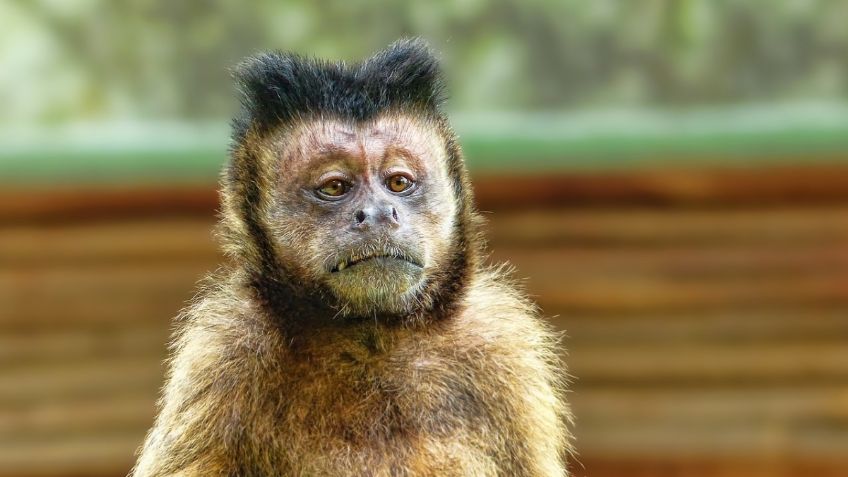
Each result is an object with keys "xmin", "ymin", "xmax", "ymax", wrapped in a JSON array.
[{"xmin": 231, "ymin": 38, "xmax": 445, "ymax": 142}]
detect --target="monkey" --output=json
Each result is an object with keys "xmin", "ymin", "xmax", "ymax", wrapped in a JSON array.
[{"xmin": 131, "ymin": 39, "xmax": 572, "ymax": 477}]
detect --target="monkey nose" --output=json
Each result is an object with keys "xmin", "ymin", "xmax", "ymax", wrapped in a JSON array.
[{"xmin": 353, "ymin": 205, "xmax": 400, "ymax": 229}]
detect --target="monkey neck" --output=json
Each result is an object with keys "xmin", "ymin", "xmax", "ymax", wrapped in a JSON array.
[{"xmin": 246, "ymin": 265, "xmax": 333, "ymax": 327}]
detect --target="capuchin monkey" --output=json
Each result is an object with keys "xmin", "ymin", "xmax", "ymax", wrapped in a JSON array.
[{"xmin": 131, "ymin": 39, "xmax": 572, "ymax": 477}]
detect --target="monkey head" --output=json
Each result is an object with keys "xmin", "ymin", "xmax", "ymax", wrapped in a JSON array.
[{"xmin": 221, "ymin": 40, "xmax": 480, "ymax": 320}]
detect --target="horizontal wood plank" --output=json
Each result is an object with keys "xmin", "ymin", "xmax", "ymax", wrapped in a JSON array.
[{"xmin": 569, "ymin": 342, "xmax": 848, "ymax": 384}]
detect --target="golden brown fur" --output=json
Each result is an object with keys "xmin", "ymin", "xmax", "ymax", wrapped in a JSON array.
[{"xmin": 132, "ymin": 40, "xmax": 571, "ymax": 477}]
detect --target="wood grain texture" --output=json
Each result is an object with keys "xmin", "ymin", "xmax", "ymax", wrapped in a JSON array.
[
  {"xmin": 3, "ymin": 164, "xmax": 848, "ymax": 224},
  {"xmin": 1, "ymin": 168, "xmax": 847, "ymax": 477}
]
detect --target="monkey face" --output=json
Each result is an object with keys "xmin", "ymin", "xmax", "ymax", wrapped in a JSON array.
[{"xmin": 264, "ymin": 113, "xmax": 457, "ymax": 316}]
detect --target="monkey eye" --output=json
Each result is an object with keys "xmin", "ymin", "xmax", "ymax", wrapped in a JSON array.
[
  {"xmin": 317, "ymin": 179, "xmax": 350, "ymax": 199},
  {"xmin": 386, "ymin": 174, "xmax": 414, "ymax": 194}
]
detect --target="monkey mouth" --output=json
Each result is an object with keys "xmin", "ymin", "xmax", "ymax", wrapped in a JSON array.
[{"xmin": 330, "ymin": 252, "xmax": 423, "ymax": 272}]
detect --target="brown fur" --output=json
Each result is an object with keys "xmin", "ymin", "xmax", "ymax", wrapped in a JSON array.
[{"xmin": 132, "ymin": 43, "xmax": 572, "ymax": 477}]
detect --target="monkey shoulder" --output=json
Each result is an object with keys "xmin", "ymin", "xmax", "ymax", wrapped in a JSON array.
[
  {"xmin": 160, "ymin": 270, "xmax": 288, "ymax": 411},
  {"xmin": 396, "ymin": 267, "xmax": 571, "ymax": 475},
  {"xmin": 450, "ymin": 265, "xmax": 561, "ymax": 358},
  {"xmin": 406, "ymin": 264, "xmax": 567, "ymax": 416}
]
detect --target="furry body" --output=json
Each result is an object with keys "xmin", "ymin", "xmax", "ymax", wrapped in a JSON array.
[{"xmin": 132, "ymin": 40, "xmax": 571, "ymax": 477}]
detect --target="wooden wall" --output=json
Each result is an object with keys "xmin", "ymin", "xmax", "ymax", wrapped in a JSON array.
[{"xmin": 1, "ymin": 164, "xmax": 848, "ymax": 477}]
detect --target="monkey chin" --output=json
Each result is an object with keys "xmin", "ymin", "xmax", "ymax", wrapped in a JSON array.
[{"xmin": 325, "ymin": 257, "xmax": 425, "ymax": 317}]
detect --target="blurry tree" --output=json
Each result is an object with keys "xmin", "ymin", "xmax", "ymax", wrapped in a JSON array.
[{"xmin": 1, "ymin": 0, "xmax": 846, "ymax": 124}]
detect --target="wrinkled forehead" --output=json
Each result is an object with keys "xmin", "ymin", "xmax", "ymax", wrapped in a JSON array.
[{"xmin": 268, "ymin": 114, "xmax": 447, "ymax": 172}]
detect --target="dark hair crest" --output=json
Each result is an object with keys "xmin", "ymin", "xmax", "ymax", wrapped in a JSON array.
[{"xmin": 232, "ymin": 38, "xmax": 445, "ymax": 142}]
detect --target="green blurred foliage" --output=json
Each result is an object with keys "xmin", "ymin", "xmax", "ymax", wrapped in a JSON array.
[{"xmin": 1, "ymin": 0, "xmax": 847, "ymax": 124}]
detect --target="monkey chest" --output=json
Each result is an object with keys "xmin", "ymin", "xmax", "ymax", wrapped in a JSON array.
[{"xmin": 267, "ymin": 354, "xmax": 500, "ymax": 475}]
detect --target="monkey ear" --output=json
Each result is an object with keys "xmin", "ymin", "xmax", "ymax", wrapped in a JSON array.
[{"xmin": 358, "ymin": 37, "xmax": 446, "ymax": 111}]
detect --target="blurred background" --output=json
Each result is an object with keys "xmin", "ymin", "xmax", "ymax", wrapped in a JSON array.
[{"xmin": 2, "ymin": 1, "xmax": 848, "ymax": 476}]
